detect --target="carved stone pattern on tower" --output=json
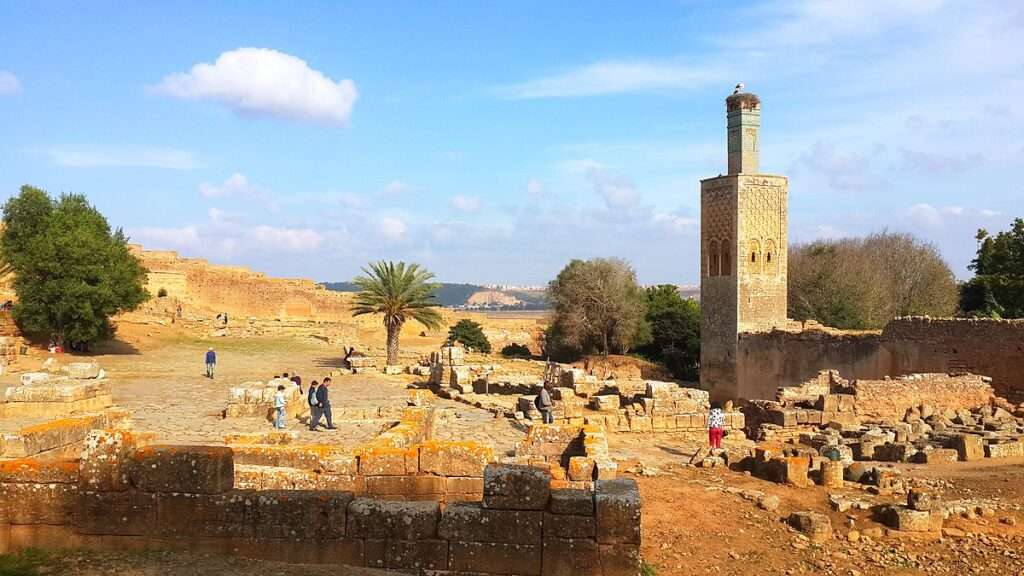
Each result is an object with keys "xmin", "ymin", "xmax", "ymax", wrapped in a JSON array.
[{"xmin": 701, "ymin": 185, "xmax": 734, "ymax": 277}]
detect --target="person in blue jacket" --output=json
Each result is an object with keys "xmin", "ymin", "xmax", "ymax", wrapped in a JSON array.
[{"xmin": 205, "ymin": 347, "xmax": 216, "ymax": 379}]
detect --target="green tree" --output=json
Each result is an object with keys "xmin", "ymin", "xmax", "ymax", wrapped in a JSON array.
[
  {"xmin": 446, "ymin": 319, "xmax": 491, "ymax": 353},
  {"xmin": 789, "ymin": 231, "xmax": 958, "ymax": 329},
  {"xmin": 961, "ymin": 219, "xmax": 1024, "ymax": 318},
  {"xmin": 636, "ymin": 285, "xmax": 701, "ymax": 381},
  {"xmin": 546, "ymin": 258, "xmax": 648, "ymax": 358},
  {"xmin": 351, "ymin": 261, "xmax": 443, "ymax": 365},
  {"xmin": 1, "ymin": 186, "xmax": 149, "ymax": 347}
]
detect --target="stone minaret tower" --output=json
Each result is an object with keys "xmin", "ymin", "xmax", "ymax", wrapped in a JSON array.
[{"xmin": 700, "ymin": 90, "xmax": 788, "ymax": 400}]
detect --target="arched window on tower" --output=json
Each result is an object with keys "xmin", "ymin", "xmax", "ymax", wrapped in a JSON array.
[
  {"xmin": 764, "ymin": 240, "xmax": 778, "ymax": 275},
  {"xmin": 721, "ymin": 243, "xmax": 731, "ymax": 276},
  {"xmin": 748, "ymin": 240, "xmax": 761, "ymax": 274},
  {"xmin": 708, "ymin": 240, "xmax": 721, "ymax": 277}
]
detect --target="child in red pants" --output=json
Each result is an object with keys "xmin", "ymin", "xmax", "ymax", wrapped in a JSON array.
[{"xmin": 708, "ymin": 403, "xmax": 725, "ymax": 449}]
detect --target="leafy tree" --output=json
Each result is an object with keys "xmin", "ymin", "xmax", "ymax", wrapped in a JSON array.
[
  {"xmin": 789, "ymin": 231, "xmax": 957, "ymax": 329},
  {"xmin": 1, "ymin": 186, "xmax": 149, "ymax": 347},
  {"xmin": 351, "ymin": 261, "xmax": 443, "ymax": 365},
  {"xmin": 961, "ymin": 219, "xmax": 1024, "ymax": 318},
  {"xmin": 546, "ymin": 258, "xmax": 647, "ymax": 358},
  {"xmin": 501, "ymin": 343, "xmax": 532, "ymax": 358},
  {"xmin": 636, "ymin": 285, "xmax": 700, "ymax": 381},
  {"xmin": 447, "ymin": 319, "xmax": 491, "ymax": 353}
]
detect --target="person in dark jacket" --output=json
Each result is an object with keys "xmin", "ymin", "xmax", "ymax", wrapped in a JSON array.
[
  {"xmin": 537, "ymin": 382, "xmax": 554, "ymax": 424},
  {"xmin": 307, "ymin": 381, "xmax": 321, "ymax": 431},
  {"xmin": 205, "ymin": 348, "xmax": 216, "ymax": 378},
  {"xmin": 316, "ymin": 377, "xmax": 335, "ymax": 430},
  {"xmin": 290, "ymin": 373, "xmax": 303, "ymax": 394}
]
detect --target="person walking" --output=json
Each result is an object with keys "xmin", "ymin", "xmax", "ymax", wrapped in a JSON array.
[
  {"xmin": 290, "ymin": 372, "xmax": 303, "ymax": 395},
  {"xmin": 308, "ymin": 381, "xmax": 321, "ymax": 431},
  {"xmin": 317, "ymin": 377, "xmax": 336, "ymax": 430},
  {"xmin": 273, "ymin": 384, "xmax": 287, "ymax": 430},
  {"xmin": 708, "ymin": 401, "xmax": 726, "ymax": 450},
  {"xmin": 205, "ymin": 347, "xmax": 217, "ymax": 379},
  {"xmin": 536, "ymin": 382, "xmax": 554, "ymax": 424}
]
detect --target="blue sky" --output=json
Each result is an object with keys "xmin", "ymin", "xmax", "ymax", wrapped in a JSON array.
[{"xmin": 1, "ymin": 1, "xmax": 1021, "ymax": 285}]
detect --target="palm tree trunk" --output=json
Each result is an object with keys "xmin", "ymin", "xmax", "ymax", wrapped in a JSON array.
[{"xmin": 386, "ymin": 322, "xmax": 402, "ymax": 366}]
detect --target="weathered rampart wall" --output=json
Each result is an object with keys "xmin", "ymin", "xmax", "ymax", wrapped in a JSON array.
[
  {"xmin": 850, "ymin": 373, "xmax": 995, "ymax": 422},
  {"xmin": 734, "ymin": 317, "xmax": 1024, "ymax": 402},
  {"xmin": 130, "ymin": 245, "xmax": 353, "ymax": 321},
  {"xmin": 0, "ymin": 434, "xmax": 642, "ymax": 575}
]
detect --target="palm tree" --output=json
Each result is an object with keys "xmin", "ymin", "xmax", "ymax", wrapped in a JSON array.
[{"xmin": 351, "ymin": 261, "xmax": 443, "ymax": 366}]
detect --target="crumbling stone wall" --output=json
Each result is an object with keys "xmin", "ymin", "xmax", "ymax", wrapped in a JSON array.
[
  {"xmin": 849, "ymin": 373, "xmax": 995, "ymax": 423},
  {"xmin": 732, "ymin": 317, "xmax": 1024, "ymax": 402},
  {"xmin": 0, "ymin": 441, "xmax": 642, "ymax": 576}
]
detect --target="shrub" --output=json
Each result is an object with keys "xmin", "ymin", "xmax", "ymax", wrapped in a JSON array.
[
  {"xmin": 157, "ymin": 287, "xmax": 168, "ymax": 298},
  {"xmin": 501, "ymin": 343, "xmax": 532, "ymax": 358}
]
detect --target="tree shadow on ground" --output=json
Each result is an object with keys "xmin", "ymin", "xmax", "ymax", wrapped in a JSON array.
[
  {"xmin": 312, "ymin": 356, "xmax": 347, "ymax": 368},
  {"xmin": 78, "ymin": 339, "xmax": 141, "ymax": 356}
]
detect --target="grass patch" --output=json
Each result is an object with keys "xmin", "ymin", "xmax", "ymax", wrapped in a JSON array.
[
  {"xmin": 641, "ymin": 561, "xmax": 658, "ymax": 576},
  {"xmin": 0, "ymin": 549, "xmax": 49, "ymax": 576}
]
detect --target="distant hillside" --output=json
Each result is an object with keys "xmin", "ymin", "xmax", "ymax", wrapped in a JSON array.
[{"xmin": 321, "ymin": 281, "xmax": 546, "ymax": 309}]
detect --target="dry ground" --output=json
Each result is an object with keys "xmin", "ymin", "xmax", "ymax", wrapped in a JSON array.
[{"xmin": 3, "ymin": 322, "xmax": 1024, "ymax": 575}]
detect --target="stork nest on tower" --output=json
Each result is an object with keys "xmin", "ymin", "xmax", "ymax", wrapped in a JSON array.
[{"xmin": 726, "ymin": 92, "xmax": 760, "ymax": 112}]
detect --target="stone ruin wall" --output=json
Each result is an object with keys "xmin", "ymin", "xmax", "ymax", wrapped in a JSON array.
[
  {"xmin": 130, "ymin": 246, "xmax": 353, "ymax": 322},
  {"xmin": 0, "ymin": 428, "xmax": 642, "ymax": 576},
  {"xmin": 735, "ymin": 317, "xmax": 1024, "ymax": 402},
  {"xmin": 849, "ymin": 373, "xmax": 996, "ymax": 422}
]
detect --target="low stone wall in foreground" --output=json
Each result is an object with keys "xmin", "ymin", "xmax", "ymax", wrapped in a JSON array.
[{"xmin": 0, "ymin": 434, "xmax": 642, "ymax": 576}]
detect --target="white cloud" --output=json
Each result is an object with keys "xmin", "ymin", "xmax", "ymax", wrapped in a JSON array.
[
  {"xmin": 575, "ymin": 162, "xmax": 640, "ymax": 210},
  {"xmin": 381, "ymin": 180, "xmax": 410, "ymax": 195},
  {"xmin": 907, "ymin": 203, "xmax": 998, "ymax": 228},
  {"xmin": 792, "ymin": 141, "xmax": 886, "ymax": 192},
  {"xmin": 153, "ymin": 48, "xmax": 358, "ymax": 127},
  {"xmin": 378, "ymin": 216, "xmax": 407, "ymax": 241},
  {"xmin": 0, "ymin": 71, "xmax": 20, "ymax": 95},
  {"xmin": 496, "ymin": 59, "xmax": 726, "ymax": 99},
  {"xmin": 131, "ymin": 225, "xmax": 201, "ymax": 250},
  {"xmin": 45, "ymin": 146, "xmax": 198, "ymax": 170},
  {"xmin": 526, "ymin": 179, "xmax": 545, "ymax": 198},
  {"xmin": 450, "ymin": 195, "xmax": 481, "ymax": 213},
  {"xmin": 338, "ymin": 192, "xmax": 365, "ymax": 208},
  {"xmin": 250, "ymin": 225, "xmax": 322, "ymax": 252},
  {"xmin": 199, "ymin": 173, "xmax": 260, "ymax": 198}
]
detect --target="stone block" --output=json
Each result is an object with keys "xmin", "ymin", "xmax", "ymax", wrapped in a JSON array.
[
  {"xmin": 449, "ymin": 541, "xmax": 541, "ymax": 575},
  {"xmin": 550, "ymin": 488, "xmax": 594, "ymax": 516},
  {"xmin": 845, "ymin": 462, "xmax": 875, "ymax": 483},
  {"xmin": 593, "ymin": 457, "xmax": 618, "ymax": 481},
  {"xmin": 567, "ymin": 457, "xmax": 595, "ymax": 482},
  {"xmin": 819, "ymin": 460, "xmax": 844, "ymax": 488},
  {"xmin": 542, "ymin": 538, "xmax": 600, "ymax": 575},
  {"xmin": 482, "ymin": 464, "xmax": 551, "ymax": 511},
  {"xmin": 438, "ymin": 501, "xmax": 542, "ymax": 544},
  {"xmin": 357, "ymin": 446, "xmax": 419, "ymax": 476},
  {"xmin": 129, "ymin": 445, "xmax": 234, "ymax": 494},
  {"xmin": 445, "ymin": 476, "xmax": 484, "ymax": 496},
  {"xmin": 985, "ymin": 441, "xmax": 1024, "ymax": 459},
  {"xmin": 591, "ymin": 395, "xmax": 621, "ymax": 411},
  {"xmin": 883, "ymin": 506, "xmax": 944, "ymax": 532},
  {"xmin": 20, "ymin": 372, "xmax": 50, "ymax": 386},
  {"xmin": 418, "ymin": 441, "xmax": 494, "ymax": 477},
  {"xmin": 544, "ymin": 512, "xmax": 596, "ymax": 539},
  {"xmin": 595, "ymin": 478, "xmax": 641, "ymax": 545},
  {"xmin": 1, "ymin": 482, "xmax": 77, "ymax": 525},
  {"xmin": 0, "ymin": 457, "xmax": 79, "ymax": 484},
  {"xmin": 873, "ymin": 442, "xmax": 916, "ymax": 463},
  {"xmin": 371, "ymin": 539, "xmax": 449, "ymax": 572},
  {"xmin": 346, "ymin": 498, "xmax": 439, "ymax": 540},
  {"xmin": 920, "ymin": 449, "xmax": 959, "ymax": 464},
  {"xmin": 156, "ymin": 490, "xmax": 260, "ymax": 538},
  {"xmin": 75, "ymin": 491, "xmax": 157, "ymax": 536},
  {"xmin": 79, "ymin": 429, "xmax": 135, "ymax": 492},
  {"xmin": 63, "ymin": 362, "xmax": 101, "ymax": 379},
  {"xmin": 783, "ymin": 456, "xmax": 810, "ymax": 487},
  {"xmin": 787, "ymin": 511, "xmax": 832, "ymax": 543},
  {"xmin": 316, "ymin": 473, "xmax": 366, "ymax": 493},
  {"xmin": 907, "ymin": 489, "xmax": 935, "ymax": 512},
  {"xmin": 366, "ymin": 475, "xmax": 445, "ymax": 498},
  {"xmin": 598, "ymin": 543, "xmax": 642, "ymax": 576},
  {"xmin": 953, "ymin": 434, "xmax": 984, "ymax": 462},
  {"xmin": 626, "ymin": 415, "xmax": 652, "ymax": 433},
  {"xmin": 254, "ymin": 490, "xmax": 331, "ymax": 539}
]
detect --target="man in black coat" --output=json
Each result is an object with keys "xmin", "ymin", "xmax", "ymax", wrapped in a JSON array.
[{"xmin": 316, "ymin": 377, "xmax": 336, "ymax": 430}]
